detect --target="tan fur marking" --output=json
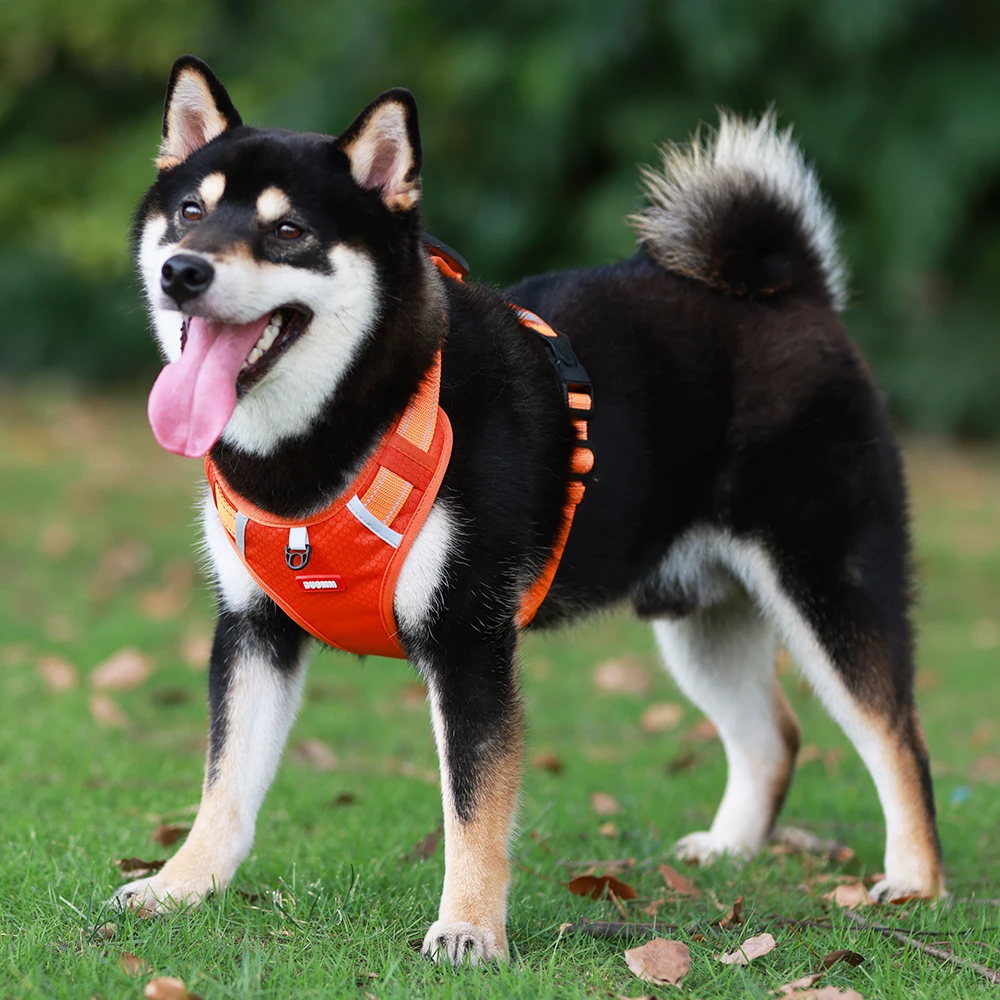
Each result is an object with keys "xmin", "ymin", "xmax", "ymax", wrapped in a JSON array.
[
  {"xmin": 767, "ymin": 680, "xmax": 801, "ymax": 828},
  {"xmin": 256, "ymin": 187, "xmax": 292, "ymax": 225},
  {"xmin": 199, "ymin": 172, "xmax": 226, "ymax": 212}
]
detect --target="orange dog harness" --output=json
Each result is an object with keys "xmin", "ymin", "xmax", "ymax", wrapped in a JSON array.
[{"xmin": 207, "ymin": 243, "xmax": 593, "ymax": 658}]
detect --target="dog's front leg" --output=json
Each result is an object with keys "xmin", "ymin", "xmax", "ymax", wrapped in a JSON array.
[
  {"xmin": 112, "ymin": 604, "xmax": 309, "ymax": 913},
  {"xmin": 419, "ymin": 629, "xmax": 522, "ymax": 965}
]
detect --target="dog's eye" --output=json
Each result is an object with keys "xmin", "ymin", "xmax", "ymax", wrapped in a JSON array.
[
  {"xmin": 181, "ymin": 202, "xmax": 203, "ymax": 222},
  {"xmin": 276, "ymin": 222, "xmax": 303, "ymax": 240}
]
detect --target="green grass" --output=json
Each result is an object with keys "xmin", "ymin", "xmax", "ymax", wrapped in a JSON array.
[{"xmin": 1, "ymin": 385, "xmax": 998, "ymax": 999}]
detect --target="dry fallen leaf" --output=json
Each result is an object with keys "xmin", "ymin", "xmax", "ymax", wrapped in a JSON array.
[
  {"xmin": 772, "ymin": 826, "xmax": 855, "ymax": 864},
  {"xmin": 792, "ymin": 990, "xmax": 864, "ymax": 1000},
  {"xmin": 39, "ymin": 521, "xmax": 75, "ymax": 559},
  {"xmin": 119, "ymin": 951, "xmax": 153, "ymax": 976},
  {"xmin": 180, "ymin": 631, "xmax": 212, "ymax": 670},
  {"xmin": 687, "ymin": 718, "xmax": 719, "ymax": 741},
  {"xmin": 37, "ymin": 655, "xmax": 78, "ymax": 693},
  {"xmin": 659, "ymin": 862, "xmax": 700, "ymax": 897},
  {"xmin": 153, "ymin": 823, "xmax": 190, "ymax": 848},
  {"xmin": 591, "ymin": 792, "xmax": 622, "ymax": 816},
  {"xmin": 718, "ymin": 931, "xmax": 778, "ymax": 965},
  {"xmin": 599, "ymin": 822, "xmax": 619, "ymax": 838},
  {"xmin": 592, "ymin": 658, "xmax": 651, "ymax": 695},
  {"xmin": 90, "ymin": 694, "xmax": 129, "ymax": 728},
  {"xmin": 404, "ymin": 825, "xmax": 442, "ymax": 862},
  {"xmin": 90, "ymin": 539, "xmax": 149, "ymax": 600},
  {"xmin": 774, "ymin": 971, "xmax": 826, "ymax": 994},
  {"xmin": 533, "ymin": 751, "xmax": 564, "ymax": 774},
  {"xmin": 824, "ymin": 882, "xmax": 872, "ymax": 908},
  {"xmin": 115, "ymin": 857, "xmax": 166, "ymax": 877},
  {"xmin": 971, "ymin": 756, "xmax": 1000, "ymax": 784},
  {"xmin": 291, "ymin": 738, "xmax": 338, "ymax": 771},
  {"xmin": 641, "ymin": 702, "xmax": 684, "ymax": 733},
  {"xmin": 567, "ymin": 874, "xmax": 639, "ymax": 901},
  {"xmin": 332, "ymin": 792, "xmax": 357, "ymax": 806},
  {"xmin": 624, "ymin": 938, "xmax": 691, "ymax": 986},
  {"xmin": 144, "ymin": 976, "xmax": 203, "ymax": 1000},
  {"xmin": 822, "ymin": 949, "xmax": 865, "ymax": 969},
  {"xmin": 718, "ymin": 895, "xmax": 744, "ymax": 928},
  {"xmin": 90, "ymin": 648, "xmax": 152, "ymax": 691}
]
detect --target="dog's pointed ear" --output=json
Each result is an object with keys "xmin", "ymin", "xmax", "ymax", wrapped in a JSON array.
[
  {"xmin": 335, "ymin": 89, "xmax": 422, "ymax": 211},
  {"xmin": 157, "ymin": 55, "xmax": 243, "ymax": 171}
]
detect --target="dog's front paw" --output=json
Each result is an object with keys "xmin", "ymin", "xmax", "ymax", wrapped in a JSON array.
[
  {"xmin": 673, "ymin": 830, "xmax": 753, "ymax": 866},
  {"xmin": 421, "ymin": 920, "xmax": 506, "ymax": 966},
  {"xmin": 869, "ymin": 876, "xmax": 943, "ymax": 904},
  {"xmin": 108, "ymin": 872, "xmax": 216, "ymax": 915}
]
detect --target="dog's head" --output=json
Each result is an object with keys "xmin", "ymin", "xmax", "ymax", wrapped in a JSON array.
[{"xmin": 137, "ymin": 56, "xmax": 424, "ymax": 458}]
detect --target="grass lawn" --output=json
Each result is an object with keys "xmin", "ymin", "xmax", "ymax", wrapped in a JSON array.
[{"xmin": 1, "ymin": 385, "xmax": 998, "ymax": 999}]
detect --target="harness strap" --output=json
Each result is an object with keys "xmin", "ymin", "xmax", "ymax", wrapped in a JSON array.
[{"xmin": 427, "ymin": 241, "xmax": 594, "ymax": 627}]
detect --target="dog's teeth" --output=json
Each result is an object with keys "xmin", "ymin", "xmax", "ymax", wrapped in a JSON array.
[{"xmin": 248, "ymin": 347, "xmax": 263, "ymax": 364}]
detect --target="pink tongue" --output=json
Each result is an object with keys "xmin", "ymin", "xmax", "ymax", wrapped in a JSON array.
[{"xmin": 148, "ymin": 315, "xmax": 272, "ymax": 458}]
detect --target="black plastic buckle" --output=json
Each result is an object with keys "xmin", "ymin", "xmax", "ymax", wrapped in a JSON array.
[
  {"xmin": 422, "ymin": 233, "xmax": 470, "ymax": 278},
  {"xmin": 533, "ymin": 329, "xmax": 594, "ymax": 414},
  {"xmin": 285, "ymin": 546, "xmax": 311, "ymax": 571}
]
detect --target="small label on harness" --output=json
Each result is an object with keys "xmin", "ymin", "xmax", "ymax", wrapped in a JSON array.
[{"xmin": 296, "ymin": 575, "xmax": 344, "ymax": 593}]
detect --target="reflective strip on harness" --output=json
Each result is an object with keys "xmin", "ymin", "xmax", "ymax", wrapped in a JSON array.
[{"xmin": 347, "ymin": 494, "xmax": 403, "ymax": 548}]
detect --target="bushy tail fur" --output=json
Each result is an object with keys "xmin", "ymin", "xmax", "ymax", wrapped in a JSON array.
[{"xmin": 628, "ymin": 110, "xmax": 848, "ymax": 311}]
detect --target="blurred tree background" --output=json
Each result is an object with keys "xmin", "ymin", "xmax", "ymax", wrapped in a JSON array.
[{"xmin": 1, "ymin": 0, "xmax": 998, "ymax": 433}]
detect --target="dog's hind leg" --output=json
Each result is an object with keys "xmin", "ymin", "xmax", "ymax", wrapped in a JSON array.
[
  {"xmin": 417, "ymin": 628, "xmax": 522, "ymax": 966},
  {"xmin": 652, "ymin": 594, "xmax": 801, "ymax": 863},
  {"xmin": 111, "ymin": 602, "xmax": 309, "ymax": 912}
]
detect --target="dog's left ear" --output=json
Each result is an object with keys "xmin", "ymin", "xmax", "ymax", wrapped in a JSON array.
[
  {"xmin": 157, "ymin": 55, "xmax": 243, "ymax": 171},
  {"xmin": 336, "ymin": 89, "xmax": 422, "ymax": 212}
]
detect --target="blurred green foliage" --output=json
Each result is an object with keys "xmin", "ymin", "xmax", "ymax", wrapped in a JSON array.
[{"xmin": 2, "ymin": 0, "xmax": 999, "ymax": 433}]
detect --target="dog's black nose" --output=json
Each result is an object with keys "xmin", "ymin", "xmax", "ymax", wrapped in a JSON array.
[{"xmin": 161, "ymin": 254, "xmax": 214, "ymax": 305}]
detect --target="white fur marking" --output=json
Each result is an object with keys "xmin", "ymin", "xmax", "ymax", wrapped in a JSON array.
[
  {"xmin": 199, "ymin": 172, "xmax": 226, "ymax": 211},
  {"xmin": 256, "ymin": 187, "xmax": 291, "ymax": 224},
  {"xmin": 394, "ymin": 503, "xmax": 455, "ymax": 631},
  {"xmin": 199, "ymin": 485, "xmax": 262, "ymax": 611}
]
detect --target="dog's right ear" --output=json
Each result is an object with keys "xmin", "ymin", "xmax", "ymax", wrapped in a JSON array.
[{"xmin": 157, "ymin": 55, "xmax": 243, "ymax": 171}]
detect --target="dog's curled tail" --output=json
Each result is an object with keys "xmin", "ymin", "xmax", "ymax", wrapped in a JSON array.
[{"xmin": 628, "ymin": 110, "xmax": 848, "ymax": 311}]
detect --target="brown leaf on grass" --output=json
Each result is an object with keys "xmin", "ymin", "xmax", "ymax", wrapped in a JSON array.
[
  {"xmin": 90, "ymin": 539, "xmax": 149, "ymax": 600},
  {"xmin": 332, "ymin": 792, "xmax": 357, "ymax": 806},
  {"xmin": 687, "ymin": 718, "xmax": 718, "ymax": 741},
  {"xmin": 666, "ymin": 750, "xmax": 699, "ymax": 774},
  {"xmin": 971, "ymin": 719, "xmax": 998, "ymax": 749},
  {"xmin": 153, "ymin": 824, "xmax": 189, "ymax": 848},
  {"xmin": 39, "ymin": 521, "xmax": 75, "ymax": 559},
  {"xmin": 139, "ymin": 561, "xmax": 196, "ymax": 622},
  {"xmin": 792, "ymin": 990, "xmax": 864, "ymax": 1000},
  {"xmin": 92, "ymin": 922, "xmax": 117, "ymax": 939},
  {"xmin": 822, "ymin": 949, "xmax": 865, "ymax": 968},
  {"xmin": 591, "ymin": 792, "xmax": 622, "ymax": 816},
  {"xmin": 774, "ymin": 972, "xmax": 825, "ymax": 995},
  {"xmin": 90, "ymin": 694, "xmax": 129, "ymax": 728},
  {"xmin": 771, "ymin": 826, "xmax": 855, "ymax": 864},
  {"xmin": 824, "ymin": 882, "xmax": 872, "ymax": 908},
  {"xmin": 599, "ymin": 822, "xmax": 619, "ymax": 837},
  {"xmin": 658, "ymin": 862, "xmax": 700, "ymax": 897},
  {"xmin": 398, "ymin": 681, "xmax": 428, "ymax": 709},
  {"xmin": 592, "ymin": 658, "xmax": 651, "ymax": 695},
  {"xmin": 718, "ymin": 931, "xmax": 778, "ymax": 965},
  {"xmin": 640, "ymin": 702, "xmax": 684, "ymax": 733},
  {"xmin": 290, "ymin": 738, "xmax": 338, "ymax": 771},
  {"xmin": 404, "ymin": 825, "xmax": 442, "ymax": 862},
  {"xmin": 568, "ymin": 874, "xmax": 639, "ymax": 901},
  {"xmin": 144, "ymin": 977, "xmax": 203, "ymax": 1000},
  {"xmin": 115, "ymin": 857, "xmax": 166, "ymax": 877},
  {"xmin": 624, "ymin": 938, "xmax": 691, "ymax": 986},
  {"xmin": 180, "ymin": 631, "xmax": 212, "ymax": 670},
  {"xmin": 533, "ymin": 752, "xmax": 564, "ymax": 774},
  {"xmin": 119, "ymin": 951, "xmax": 153, "ymax": 975},
  {"xmin": 90, "ymin": 648, "xmax": 152, "ymax": 691},
  {"xmin": 718, "ymin": 895, "xmax": 744, "ymax": 928},
  {"xmin": 640, "ymin": 898, "xmax": 668, "ymax": 917},
  {"xmin": 971, "ymin": 756, "xmax": 1000, "ymax": 784},
  {"xmin": 37, "ymin": 655, "xmax": 78, "ymax": 693}
]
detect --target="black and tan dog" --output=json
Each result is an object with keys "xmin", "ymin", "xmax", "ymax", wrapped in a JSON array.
[{"xmin": 115, "ymin": 55, "xmax": 943, "ymax": 963}]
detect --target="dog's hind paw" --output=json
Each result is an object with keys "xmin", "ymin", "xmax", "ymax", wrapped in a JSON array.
[
  {"xmin": 421, "ymin": 920, "xmax": 506, "ymax": 966},
  {"xmin": 673, "ymin": 830, "xmax": 754, "ymax": 866},
  {"xmin": 108, "ymin": 873, "xmax": 214, "ymax": 915},
  {"xmin": 869, "ymin": 876, "xmax": 943, "ymax": 904}
]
